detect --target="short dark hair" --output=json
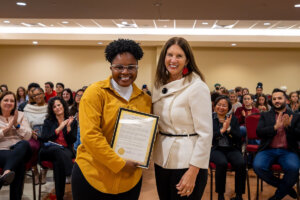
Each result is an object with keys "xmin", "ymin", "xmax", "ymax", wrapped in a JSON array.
[
  {"xmin": 235, "ymin": 86, "xmax": 242, "ymax": 93},
  {"xmin": 272, "ymin": 88, "xmax": 287, "ymax": 98},
  {"xmin": 214, "ymin": 95, "xmax": 232, "ymax": 112},
  {"xmin": 46, "ymin": 96, "xmax": 69, "ymax": 121},
  {"xmin": 56, "ymin": 82, "xmax": 65, "ymax": 89},
  {"xmin": 0, "ymin": 91, "xmax": 17, "ymax": 115},
  {"xmin": 155, "ymin": 37, "xmax": 205, "ymax": 88},
  {"xmin": 105, "ymin": 39, "xmax": 144, "ymax": 63},
  {"xmin": 33, "ymin": 87, "xmax": 44, "ymax": 93},
  {"xmin": 62, "ymin": 88, "xmax": 74, "ymax": 106},
  {"xmin": 28, "ymin": 82, "xmax": 40, "ymax": 91},
  {"xmin": 45, "ymin": 81, "xmax": 54, "ymax": 89}
]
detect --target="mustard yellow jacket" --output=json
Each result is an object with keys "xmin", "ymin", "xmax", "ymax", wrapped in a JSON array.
[{"xmin": 76, "ymin": 76, "xmax": 152, "ymax": 194}]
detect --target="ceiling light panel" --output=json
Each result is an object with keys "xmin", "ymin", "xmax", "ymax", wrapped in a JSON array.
[
  {"xmin": 155, "ymin": 20, "xmax": 174, "ymax": 28},
  {"xmin": 93, "ymin": 19, "xmax": 117, "ymax": 28},
  {"xmin": 194, "ymin": 20, "xmax": 215, "ymax": 28},
  {"xmin": 71, "ymin": 19, "xmax": 99, "ymax": 28},
  {"xmin": 270, "ymin": 21, "xmax": 299, "ymax": 29},
  {"xmin": 134, "ymin": 20, "xmax": 155, "ymax": 28},
  {"xmin": 251, "ymin": 21, "xmax": 277, "ymax": 29},
  {"xmin": 232, "ymin": 20, "xmax": 258, "ymax": 29},
  {"xmin": 176, "ymin": 20, "xmax": 195, "ymax": 28}
]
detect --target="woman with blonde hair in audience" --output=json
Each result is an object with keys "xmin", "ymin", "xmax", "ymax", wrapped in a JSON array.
[
  {"xmin": 288, "ymin": 91, "xmax": 300, "ymax": 113},
  {"xmin": 23, "ymin": 87, "xmax": 48, "ymax": 184},
  {"xmin": 255, "ymin": 94, "xmax": 271, "ymax": 112},
  {"xmin": 16, "ymin": 86, "xmax": 26, "ymax": 108},
  {"xmin": 0, "ymin": 91, "xmax": 32, "ymax": 200},
  {"xmin": 62, "ymin": 88, "xmax": 74, "ymax": 109},
  {"xmin": 228, "ymin": 91, "xmax": 242, "ymax": 115},
  {"xmin": 153, "ymin": 37, "xmax": 212, "ymax": 200},
  {"xmin": 39, "ymin": 96, "xmax": 77, "ymax": 200}
]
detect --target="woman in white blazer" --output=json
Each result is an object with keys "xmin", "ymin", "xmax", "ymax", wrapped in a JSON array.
[{"xmin": 152, "ymin": 37, "xmax": 213, "ymax": 200}]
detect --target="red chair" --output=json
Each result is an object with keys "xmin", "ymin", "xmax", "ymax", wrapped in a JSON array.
[{"xmin": 209, "ymin": 162, "xmax": 250, "ymax": 200}]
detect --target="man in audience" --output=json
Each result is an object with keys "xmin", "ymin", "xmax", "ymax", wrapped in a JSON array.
[
  {"xmin": 235, "ymin": 86, "xmax": 243, "ymax": 102},
  {"xmin": 18, "ymin": 82, "xmax": 40, "ymax": 111},
  {"xmin": 44, "ymin": 81, "xmax": 57, "ymax": 102},
  {"xmin": 56, "ymin": 82, "xmax": 65, "ymax": 97},
  {"xmin": 253, "ymin": 88, "xmax": 300, "ymax": 200}
]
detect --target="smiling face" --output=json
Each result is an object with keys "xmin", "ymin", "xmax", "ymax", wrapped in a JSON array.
[
  {"xmin": 75, "ymin": 91, "xmax": 83, "ymax": 104},
  {"xmin": 56, "ymin": 85, "xmax": 64, "ymax": 94},
  {"xmin": 214, "ymin": 99, "xmax": 229, "ymax": 117},
  {"xmin": 62, "ymin": 91, "xmax": 71, "ymax": 102},
  {"xmin": 229, "ymin": 93, "xmax": 237, "ymax": 104},
  {"xmin": 52, "ymin": 100, "xmax": 64, "ymax": 117},
  {"xmin": 45, "ymin": 84, "xmax": 52, "ymax": 94},
  {"xmin": 258, "ymin": 96, "xmax": 266, "ymax": 106},
  {"xmin": 32, "ymin": 89, "xmax": 45, "ymax": 105},
  {"xmin": 165, "ymin": 44, "xmax": 188, "ymax": 81},
  {"xmin": 110, "ymin": 52, "xmax": 138, "ymax": 87},
  {"xmin": 1, "ymin": 94, "xmax": 15, "ymax": 115},
  {"xmin": 272, "ymin": 92, "xmax": 286, "ymax": 111}
]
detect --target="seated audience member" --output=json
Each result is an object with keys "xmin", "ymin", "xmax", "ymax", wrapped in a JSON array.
[
  {"xmin": 211, "ymin": 96, "xmax": 246, "ymax": 200},
  {"xmin": 240, "ymin": 88, "xmax": 249, "ymax": 104},
  {"xmin": 288, "ymin": 91, "xmax": 300, "ymax": 113},
  {"xmin": 235, "ymin": 86, "xmax": 243, "ymax": 102},
  {"xmin": 16, "ymin": 86, "xmax": 26, "ymax": 108},
  {"xmin": 23, "ymin": 87, "xmax": 48, "ymax": 184},
  {"xmin": 254, "ymin": 82, "xmax": 263, "ymax": 102},
  {"xmin": 56, "ymin": 83, "xmax": 65, "ymax": 98},
  {"xmin": 214, "ymin": 83, "xmax": 221, "ymax": 93},
  {"xmin": 18, "ymin": 82, "xmax": 40, "ymax": 112},
  {"xmin": 44, "ymin": 81, "xmax": 57, "ymax": 103},
  {"xmin": 253, "ymin": 88, "xmax": 300, "ymax": 200},
  {"xmin": 70, "ymin": 89, "xmax": 84, "ymax": 152},
  {"xmin": 228, "ymin": 91, "xmax": 242, "ymax": 115},
  {"xmin": 0, "ymin": 91, "xmax": 32, "ymax": 199},
  {"xmin": 234, "ymin": 94, "xmax": 260, "ymax": 137},
  {"xmin": 256, "ymin": 94, "xmax": 271, "ymax": 112},
  {"xmin": 0, "ymin": 84, "xmax": 8, "ymax": 93},
  {"xmin": 141, "ymin": 84, "xmax": 152, "ymax": 96},
  {"xmin": 62, "ymin": 88, "xmax": 74, "ymax": 109},
  {"xmin": 39, "ymin": 96, "xmax": 77, "ymax": 200},
  {"xmin": 211, "ymin": 92, "xmax": 220, "ymax": 112}
]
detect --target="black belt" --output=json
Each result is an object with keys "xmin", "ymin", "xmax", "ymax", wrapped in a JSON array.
[{"xmin": 159, "ymin": 131, "xmax": 198, "ymax": 137}]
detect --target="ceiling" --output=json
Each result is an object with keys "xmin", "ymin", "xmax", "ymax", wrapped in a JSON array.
[{"xmin": 1, "ymin": 1, "xmax": 300, "ymax": 47}]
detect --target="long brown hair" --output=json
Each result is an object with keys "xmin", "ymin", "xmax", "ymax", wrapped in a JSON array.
[{"xmin": 154, "ymin": 37, "xmax": 205, "ymax": 88}]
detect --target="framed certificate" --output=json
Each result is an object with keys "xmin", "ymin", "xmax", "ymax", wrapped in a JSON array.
[{"xmin": 111, "ymin": 108, "xmax": 159, "ymax": 168}]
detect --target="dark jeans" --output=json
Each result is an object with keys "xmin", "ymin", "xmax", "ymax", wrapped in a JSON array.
[
  {"xmin": 154, "ymin": 164, "xmax": 208, "ymax": 200},
  {"xmin": 253, "ymin": 148, "xmax": 300, "ymax": 199},
  {"xmin": 0, "ymin": 140, "xmax": 32, "ymax": 200},
  {"xmin": 71, "ymin": 162, "xmax": 142, "ymax": 200},
  {"xmin": 39, "ymin": 145, "xmax": 74, "ymax": 200},
  {"xmin": 210, "ymin": 147, "xmax": 246, "ymax": 195}
]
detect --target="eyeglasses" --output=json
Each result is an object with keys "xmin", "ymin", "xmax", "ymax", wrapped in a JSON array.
[
  {"xmin": 111, "ymin": 64, "xmax": 138, "ymax": 72},
  {"xmin": 32, "ymin": 93, "xmax": 43, "ymax": 98}
]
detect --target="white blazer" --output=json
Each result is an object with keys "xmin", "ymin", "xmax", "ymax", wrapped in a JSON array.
[{"xmin": 152, "ymin": 73, "xmax": 212, "ymax": 169}]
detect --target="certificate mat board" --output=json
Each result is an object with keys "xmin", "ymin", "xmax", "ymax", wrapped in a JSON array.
[{"xmin": 111, "ymin": 108, "xmax": 159, "ymax": 168}]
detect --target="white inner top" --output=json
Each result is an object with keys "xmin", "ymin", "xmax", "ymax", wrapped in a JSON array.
[{"xmin": 110, "ymin": 78, "xmax": 133, "ymax": 101}]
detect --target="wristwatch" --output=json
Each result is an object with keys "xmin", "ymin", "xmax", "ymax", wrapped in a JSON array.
[{"xmin": 14, "ymin": 124, "xmax": 20, "ymax": 129}]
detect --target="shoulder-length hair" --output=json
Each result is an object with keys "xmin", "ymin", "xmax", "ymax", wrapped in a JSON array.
[
  {"xmin": 0, "ymin": 91, "xmax": 17, "ymax": 115},
  {"xmin": 46, "ymin": 96, "xmax": 69, "ymax": 121},
  {"xmin": 69, "ymin": 89, "xmax": 84, "ymax": 116},
  {"xmin": 289, "ymin": 91, "xmax": 299, "ymax": 103},
  {"xmin": 62, "ymin": 88, "xmax": 74, "ymax": 106},
  {"xmin": 154, "ymin": 37, "xmax": 205, "ymax": 88},
  {"xmin": 255, "ymin": 94, "xmax": 268, "ymax": 108}
]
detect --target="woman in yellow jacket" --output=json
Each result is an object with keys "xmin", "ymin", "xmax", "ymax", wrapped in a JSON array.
[{"xmin": 71, "ymin": 39, "xmax": 152, "ymax": 200}]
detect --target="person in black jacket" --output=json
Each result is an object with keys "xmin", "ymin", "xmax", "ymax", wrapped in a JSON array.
[
  {"xmin": 39, "ymin": 96, "xmax": 77, "ymax": 200},
  {"xmin": 210, "ymin": 96, "xmax": 246, "ymax": 200},
  {"xmin": 253, "ymin": 88, "xmax": 300, "ymax": 200}
]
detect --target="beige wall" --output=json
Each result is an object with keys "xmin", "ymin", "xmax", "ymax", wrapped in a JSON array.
[{"xmin": 0, "ymin": 45, "xmax": 299, "ymax": 94}]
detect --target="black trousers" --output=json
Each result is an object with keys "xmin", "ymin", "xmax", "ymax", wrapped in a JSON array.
[
  {"xmin": 154, "ymin": 164, "xmax": 208, "ymax": 200},
  {"xmin": 71, "ymin": 162, "xmax": 142, "ymax": 200},
  {"xmin": 0, "ymin": 140, "xmax": 32, "ymax": 200},
  {"xmin": 39, "ymin": 145, "xmax": 74, "ymax": 200},
  {"xmin": 210, "ymin": 147, "xmax": 246, "ymax": 195}
]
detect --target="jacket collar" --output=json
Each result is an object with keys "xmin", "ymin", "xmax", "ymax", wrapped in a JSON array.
[
  {"xmin": 152, "ymin": 72, "xmax": 200, "ymax": 103},
  {"xmin": 101, "ymin": 76, "xmax": 143, "ymax": 101}
]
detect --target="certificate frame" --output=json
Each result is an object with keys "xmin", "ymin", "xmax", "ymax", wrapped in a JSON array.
[{"xmin": 111, "ymin": 108, "xmax": 159, "ymax": 168}]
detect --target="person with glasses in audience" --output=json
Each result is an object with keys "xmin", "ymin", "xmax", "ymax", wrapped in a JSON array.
[
  {"xmin": 71, "ymin": 39, "xmax": 152, "ymax": 200},
  {"xmin": 23, "ymin": 87, "xmax": 48, "ymax": 185},
  {"xmin": 211, "ymin": 96, "xmax": 245, "ymax": 200},
  {"xmin": 152, "ymin": 37, "xmax": 212, "ymax": 200},
  {"xmin": 18, "ymin": 82, "xmax": 40, "ymax": 112}
]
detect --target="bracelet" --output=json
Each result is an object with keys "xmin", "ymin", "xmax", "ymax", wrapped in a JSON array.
[{"xmin": 14, "ymin": 124, "xmax": 20, "ymax": 129}]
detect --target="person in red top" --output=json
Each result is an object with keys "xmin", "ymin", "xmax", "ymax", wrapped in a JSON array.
[
  {"xmin": 39, "ymin": 96, "xmax": 77, "ymax": 200},
  {"xmin": 234, "ymin": 94, "xmax": 260, "ymax": 137},
  {"xmin": 44, "ymin": 81, "xmax": 57, "ymax": 102}
]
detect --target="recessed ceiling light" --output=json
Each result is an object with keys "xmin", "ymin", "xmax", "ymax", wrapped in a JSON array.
[
  {"xmin": 61, "ymin": 21, "xmax": 69, "ymax": 24},
  {"xmin": 163, "ymin": 25, "xmax": 168, "ymax": 28},
  {"xmin": 202, "ymin": 22, "xmax": 208, "ymax": 25},
  {"xmin": 32, "ymin": 41, "xmax": 38, "ymax": 45},
  {"xmin": 50, "ymin": 24, "xmax": 54, "ymax": 27},
  {"xmin": 231, "ymin": 43, "xmax": 237, "ymax": 46},
  {"xmin": 294, "ymin": 4, "xmax": 300, "ymax": 7},
  {"xmin": 264, "ymin": 22, "xmax": 271, "ymax": 26},
  {"xmin": 97, "ymin": 42, "xmax": 103, "ymax": 45},
  {"xmin": 3, "ymin": 20, "xmax": 10, "ymax": 24},
  {"xmin": 121, "ymin": 21, "xmax": 128, "ymax": 25},
  {"xmin": 37, "ymin": 23, "xmax": 46, "ymax": 27},
  {"xmin": 16, "ymin": 2, "xmax": 27, "ymax": 6},
  {"xmin": 21, "ymin": 22, "xmax": 31, "ymax": 27}
]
